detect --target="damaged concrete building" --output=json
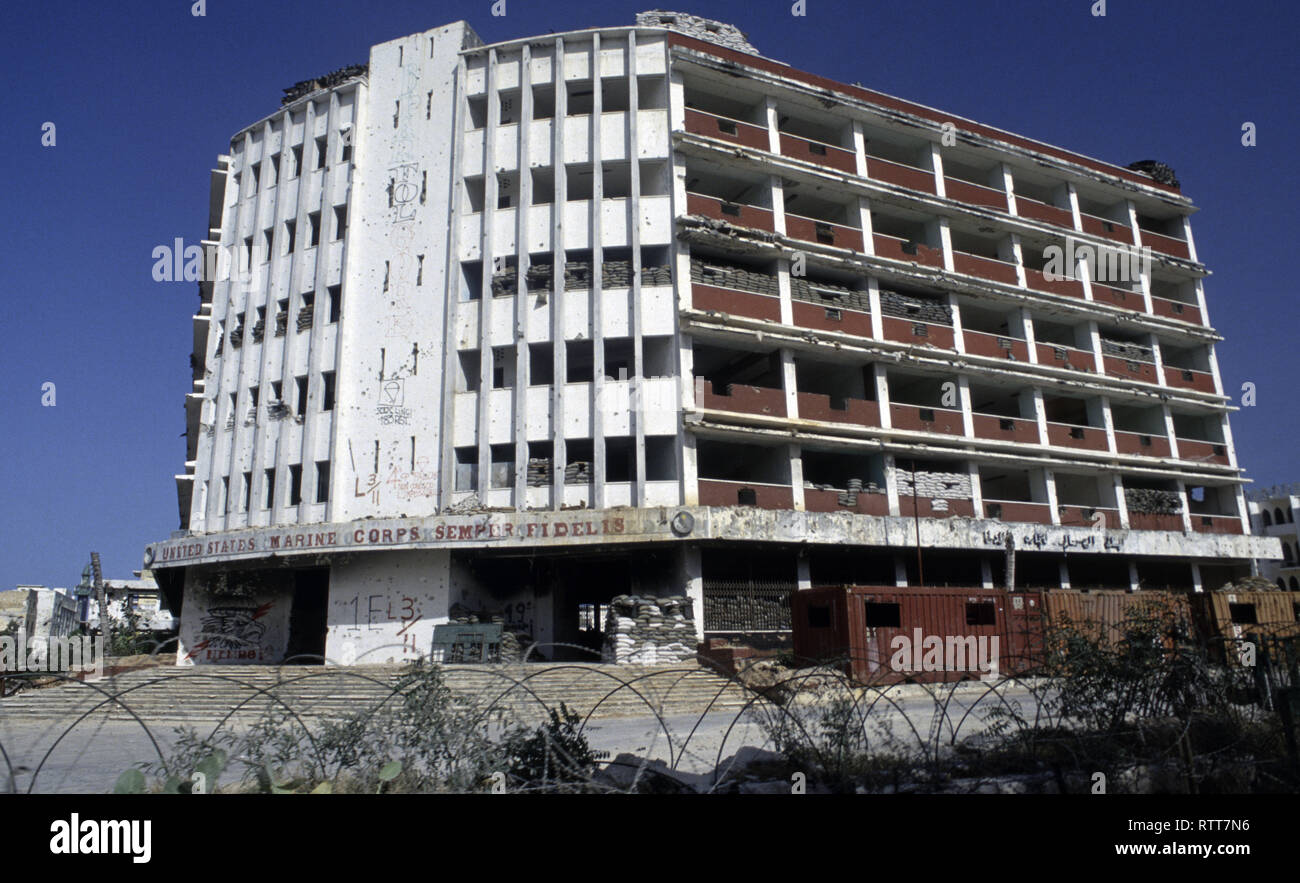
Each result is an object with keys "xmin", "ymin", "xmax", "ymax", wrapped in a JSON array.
[{"xmin": 148, "ymin": 11, "xmax": 1277, "ymax": 666}]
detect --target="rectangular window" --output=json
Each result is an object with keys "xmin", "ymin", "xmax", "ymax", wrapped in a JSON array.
[
  {"xmin": 455, "ymin": 447, "xmax": 477, "ymax": 491},
  {"xmin": 315, "ymin": 461, "xmax": 330, "ymax": 503},
  {"xmin": 242, "ymin": 471, "xmax": 252, "ymax": 512},
  {"xmin": 295, "ymin": 375, "xmax": 308, "ymax": 417},
  {"xmin": 249, "ymin": 162, "xmax": 260, "ymax": 193},
  {"xmin": 340, "ymin": 138, "xmax": 352, "ymax": 164},
  {"xmin": 965, "ymin": 601, "xmax": 997, "ymax": 626},
  {"xmin": 264, "ymin": 468, "xmax": 276, "ymax": 509},
  {"xmin": 334, "ymin": 206, "xmax": 347, "ymax": 240},
  {"xmin": 863, "ymin": 602, "xmax": 902, "ymax": 628},
  {"xmin": 291, "ymin": 144, "xmax": 303, "ymax": 178},
  {"xmin": 308, "ymin": 211, "xmax": 321, "ymax": 248},
  {"xmin": 328, "ymin": 285, "xmax": 341, "ymax": 322},
  {"xmin": 315, "ymin": 136, "xmax": 328, "ymax": 170},
  {"xmin": 285, "ymin": 219, "xmax": 296, "ymax": 253},
  {"xmin": 289, "ymin": 464, "xmax": 302, "ymax": 505},
  {"xmin": 322, "ymin": 371, "xmax": 335, "ymax": 411}
]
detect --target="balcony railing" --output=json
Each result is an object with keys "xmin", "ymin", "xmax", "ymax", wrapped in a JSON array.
[
  {"xmin": 691, "ymin": 282, "xmax": 782, "ymax": 322},
  {"xmin": 779, "ymin": 132, "xmax": 857, "ymax": 174},
  {"xmin": 699, "ymin": 478, "xmax": 793, "ymax": 510},
  {"xmin": 1128, "ymin": 511, "xmax": 1184, "ymax": 532},
  {"xmin": 698, "ymin": 382, "xmax": 787, "ymax": 417},
  {"xmin": 785, "ymin": 213, "xmax": 863, "ymax": 251},
  {"xmin": 1176, "ymin": 438, "xmax": 1230, "ymax": 466},
  {"xmin": 983, "ymin": 500, "xmax": 1052, "ymax": 524},
  {"xmin": 804, "ymin": 487, "xmax": 889, "ymax": 516},
  {"xmin": 797, "ymin": 392, "xmax": 880, "ymax": 427},
  {"xmin": 1164, "ymin": 365, "xmax": 1216, "ymax": 393},
  {"xmin": 891, "ymin": 402, "xmax": 964, "ymax": 435},
  {"xmin": 1103, "ymin": 355, "xmax": 1159, "ymax": 384},
  {"xmin": 865, "ymin": 156, "xmax": 936, "ymax": 194},
  {"xmin": 944, "ymin": 177, "xmax": 1008, "ymax": 211},
  {"xmin": 1114, "ymin": 429, "xmax": 1172, "ymax": 458},
  {"xmin": 881, "ymin": 315, "xmax": 955, "ymax": 349},
  {"xmin": 899, "ymin": 496, "xmax": 975, "ymax": 518},
  {"xmin": 1036, "ymin": 342, "xmax": 1096, "ymax": 373},
  {"xmin": 1151, "ymin": 296, "xmax": 1204, "ymax": 325},
  {"xmin": 1046, "ymin": 421, "xmax": 1108, "ymax": 451},
  {"xmin": 684, "ymin": 108, "xmax": 770, "ymax": 150},
  {"xmin": 1079, "ymin": 212, "xmax": 1134, "ymax": 244},
  {"xmin": 1023, "ymin": 266, "xmax": 1085, "ymax": 299},
  {"xmin": 963, "ymin": 329, "xmax": 1029, "ymax": 362},
  {"xmin": 792, "ymin": 299, "xmax": 873, "ymax": 337},
  {"xmin": 1139, "ymin": 228, "xmax": 1191, "ymax": 260},
  {"xmin": 972, "ymin": 412, "xmax": 1040, "ymax": 444},
  {"xmin": 1090, "ymin": 283, "xmax": 1142, "ymax": 311},
  {"xmin": 1057, "ymin": 505, "xmax": 1120, "ymax": 528},
  {"xmin": 872, "ymin": 232, "xmax": 944, "ymax": 267},
  {"xmin": 953, "ymin": 250, "xmax": 1019, "ymax": 286},
  {"xmin": 1191, "ymin": 514, "xmax": 1244, "ymax": 535},
  {"xmin": 1015, "ymin": 195, "xmax": 1074, "ymax": 229},
  {"xmin": 686, "ymin": 192, "xmax": 774, "ymax": 231}
]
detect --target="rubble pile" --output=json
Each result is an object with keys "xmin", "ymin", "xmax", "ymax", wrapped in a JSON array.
[
  {"xmin": 601, "ymin": 595, "xmax": 697, "ymax": 664},
  {"xmin": 281, "ymin": 63, "xmax": 369, "ymax": 106}
]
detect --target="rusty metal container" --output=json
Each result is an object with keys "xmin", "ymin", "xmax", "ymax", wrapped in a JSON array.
[
  {"xmin": 1042, "ymin": 589, "xmax": 1193, "ymax": 648},
  {"xmin": 1189, "ymin": 591, "xmax": 1300, "ymax": 644},
  {"xmin": 792, "ymin": 586, "xmax": 1043, "ymax": 684}
]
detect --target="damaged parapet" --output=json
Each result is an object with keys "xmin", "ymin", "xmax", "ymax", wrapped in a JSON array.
[
  {"xmin": 602, "ymin": 595, "xmax": 698, "ymax": 664},
  {"xmin": 281, "ymin": 63, "xmax": 368, "ymax": 106},
  {"xmin": 1126, "ymin": 160, "xmax": 1180, "ymax": 189},
  {"xmin": 636, "ymin": 10, "xmax": 758, "ymax": 54}
]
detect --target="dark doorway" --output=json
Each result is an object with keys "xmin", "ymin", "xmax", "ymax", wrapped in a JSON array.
[{"xmin": 285, "ymin": 568, "xmax": 329, "ymax": 663}]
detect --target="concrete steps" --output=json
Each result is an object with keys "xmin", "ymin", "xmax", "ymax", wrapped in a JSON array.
[{"xmin": 0, "ymin": 663, "xmax": 756, "ymax": 724}]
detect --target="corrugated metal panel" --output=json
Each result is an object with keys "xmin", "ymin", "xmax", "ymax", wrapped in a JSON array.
[
  {"xmin": 1043, "ymin": 590, "xmax": 1193, "ymax": 648},
  {"xmin": 1191, "ymin": 591, "xmax": 1300, "ymax": 642},
  {"xmin": 793, "ymin": 586, "xmax": 1043, "ymax": 685}
]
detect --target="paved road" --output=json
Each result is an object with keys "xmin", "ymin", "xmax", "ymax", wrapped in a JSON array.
[{"xmin": 1, "ymin": 679, "xmax": 1048, "ymax": 793}]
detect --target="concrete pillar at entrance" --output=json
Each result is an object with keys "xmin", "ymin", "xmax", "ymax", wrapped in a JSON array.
[
  {"xmin": 678, "ymin": 545, "xmax": 705, "ymax": 644},
  {"xmin": 326, "ymin": 549, "xmax": 451, "ymax": 664}
]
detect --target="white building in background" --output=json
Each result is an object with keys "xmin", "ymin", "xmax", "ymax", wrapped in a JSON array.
[
  {"xmin": 25, "ymin": 587, "xmax": 78, "ymax": 642},
  {"xmin": 1248, "ymin": 485, "xmax": 1300, "ymax": 589},
  {"xmin": 75, "ymin": 571, "xmax": 175, "ymax": 633},
  {"xmin": 147, "ymin": 12, "xmax": 1276, "ymax": 667}
]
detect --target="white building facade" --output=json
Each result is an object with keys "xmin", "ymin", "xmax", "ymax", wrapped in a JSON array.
[{"xmin": 149, "ymin": 13, "xmax": 1278, "ymax": 666}]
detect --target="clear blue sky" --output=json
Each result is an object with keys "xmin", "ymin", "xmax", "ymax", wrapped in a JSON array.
[{"xmin": 1, "ymin": 0, "xmax": 1296, "ymax": 589}]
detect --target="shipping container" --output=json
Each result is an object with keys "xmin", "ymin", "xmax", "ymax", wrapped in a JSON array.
[
  {"xmin": 792, "ymin": 586, "xmax": 1043, "ymax": 684},
  {"xmin": 1041, "ymin": 589, "xmax": 1193, "ymax": 649},
  {"xmin": 1189, "ymin": 591, "xmax": 1300, "ymax": 656}
]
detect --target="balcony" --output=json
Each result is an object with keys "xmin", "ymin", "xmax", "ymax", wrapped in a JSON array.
[
  {"xmin": 1176, "ymin": 438, "xmax": 1230, "ymax": 466},
  {"xmin": 1015, "ymin": 196, "xmax": 1074, "ymax": 229},
  {"xmin": 1035, "ymin": 342, "xmax": 1096, "ymax": 373},
  {"xmin": 1164, "ymin": 365, "xmax": 1216, "ymax": 393},
  {"xmin": 797, "ymin": 392, "xmax": 880, "ymax": 427},
  {"xmin": 891, "ymin": 403, "xmax": 964, "ymax": 436},
  {"xmin": 1103, "ymin": 356, "xmax": 1159, "ymax": 385},
  {"xmin": 983, "ymin": 500, "xmax": 1052, "ymax": 525},
  {"xmin": 1079, "ymin": 213, "xmax": 1133, "ymax": 245},
  {"xmin": 686, "ymin": 192, "xmax": 774, "ymax": 231},
  {"xmin": 963, "ymin": 329, "xmax": 1029, "ymax": 362},
  {"xmin": 972, "ymin": 413, "xmax": 1040, "ymax": 445},
  {"xmin": 1151, "ymin": 296, "xmax": 1204, "ymax": 326},
  {"xmin": 804, "ymin": 487, "xmax": 889, "ymax": 516},
  {"xmin": 784, "ymin": 213, "xmax": 863, "ymax": 251},
  {"xmin": 779, "ymin": 133, "xmax": 857, "ymax": 174},
  {"xmin": 944, "ymin": 178, "xmax": 1007, "ymax": 211},
  {"xmin": 1139, "ymin": 229, "xmax": 1191, "ymax": 260},
  {"xmin": 899, "ymin": 496, "xmax": 975, "ymax": 518},
  {"xmin": 1191, "ymin": 514, "xmax": 1244, "ymax": 535},
  {"xmin": 1114, "ymin": 430, "xmax": 1172, "ymax": 458},
  {"xmin": 699, "ymin": 478, "xmax": 793, "ymax": 510},
  {"xmin": 1024, "ymin": 267, "xmax": 1085, "ymax": 300},
  {"xmin": 953, "ymin": 250, "xmax": 1019, "ymax": 286},
  {"xmin": 865, "ymin": 156, "xmax": 936, "ymax": 194},
  {"xmin": 872, "ymin": 233, "xmax": 944, "ymax": 268},
  {"xmin": 684, "ymin": 108, "xmax": 769, "ymax": 151},
  {"xmin": 698, "ymin": 383, "xmax": 787, "ymax": 417},
  {"xmin": 1090, "ymin": 283, "xmax": 1141, "ymax": 312},
  {"xmin": 1046, "ymin": 421, "xmax": 1108, "ymax": 451},
  {"xmin": 1058, "ymin": 505, "xmax": 1120, "ymax": 528},
  {"xmin": 1128, "ymin": 512, "xmax": 1184, "ymax": 532},
  {"xmin": 792, "ymin": 300, "xmax": 872, "ymax": 337},
  {"xmin": 881, "ymin": 315, "xmax": 955, "ymax": 350},
  {"xmin": 692, "ymin": 282, "xmax": 782, "ymax": 322}
]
